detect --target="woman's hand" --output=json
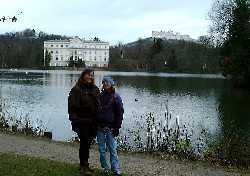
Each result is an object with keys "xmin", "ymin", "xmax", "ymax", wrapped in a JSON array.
[{"xmin": 111, "ymin": 128, "xmax": 119, "ymax": 137}]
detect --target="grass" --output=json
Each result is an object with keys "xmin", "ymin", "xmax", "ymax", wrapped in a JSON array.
[{"xmin": 0, "ymin": 153, "xmax": 117, "ymax": 176}]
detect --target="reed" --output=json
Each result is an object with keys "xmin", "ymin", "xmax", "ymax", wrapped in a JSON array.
[{"xmin": 0, "ymin": 97, "xmax": 51, "ymax": 138}]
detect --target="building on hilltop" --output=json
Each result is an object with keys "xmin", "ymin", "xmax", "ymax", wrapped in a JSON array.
[
  {"xmin": 152, "ymin": 30, "xmax": 194, "ymax": 41},
  {"xmin": 43, "ymin": 37, "xmax": 109, "ymax": 67}
]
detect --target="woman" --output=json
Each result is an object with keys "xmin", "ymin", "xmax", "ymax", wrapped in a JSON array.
[
  {"xmin": 68, "ymin": 69, "xmax": 99, "ymax": 176},
  {"xmin": 96, "ymin": 76, "xmax": 124, "ymax": 176}
]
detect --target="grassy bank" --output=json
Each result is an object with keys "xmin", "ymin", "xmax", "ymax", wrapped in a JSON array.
[{"xmin": 0, "ymin": 153, "xmax": 116, "ymax": 176}]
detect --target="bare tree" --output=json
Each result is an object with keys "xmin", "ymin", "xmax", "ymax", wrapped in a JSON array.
[{"xmin": 208, "ymin": 0, "xmax": 234, "ymax": 45}]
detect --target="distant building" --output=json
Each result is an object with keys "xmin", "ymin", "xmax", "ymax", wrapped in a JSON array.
[
  {"xmin": 43, "ymin": 37, "xmax": 109, "ymax": 67},
  {"xmin": 152, "ymin": 30, "xmax": 194, "ymax": 41}
]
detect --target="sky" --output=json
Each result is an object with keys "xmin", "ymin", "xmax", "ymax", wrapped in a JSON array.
[{"xmin": 0, "ymin": 0, "xmax": 214, "ymax": 44}]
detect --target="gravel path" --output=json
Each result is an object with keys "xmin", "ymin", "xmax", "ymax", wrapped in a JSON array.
[{"xmin": 0, "ymin": 133, "xmax": 249, "ymax": 176}]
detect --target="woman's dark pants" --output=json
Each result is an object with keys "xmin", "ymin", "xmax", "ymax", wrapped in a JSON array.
[{"xmin": 77, "ymin": 127, "xmax": 96, "ymax": 167}]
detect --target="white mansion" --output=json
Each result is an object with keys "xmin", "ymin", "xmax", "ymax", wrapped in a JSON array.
[
  {"xmin": 43, "ymin": 37, "xmax": 109, "ymax": 67},
  {"xmin": 152, "ymin": 30, "xmax": 194, "ymax": 41}
]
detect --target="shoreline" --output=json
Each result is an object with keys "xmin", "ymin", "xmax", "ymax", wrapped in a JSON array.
[{"xmin": 0, "ymin": 68, "xmax": 225, "ymax": 79}]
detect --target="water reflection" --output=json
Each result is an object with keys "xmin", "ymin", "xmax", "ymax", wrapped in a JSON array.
[
  {"xmin": 214, "ymin": 89, "xmax": 250, "ymax": 165},
  {"xmin": 219, "ymin": 89, "xmax": 250, "ymax": 136},
  {"xmin": 0, "ymin": 70, "xmax": 249, "ymax": 154},
  {"xmin": 112, "ymin": 75, "xmax": 223, "ymax": 147},
  {"xmin": 114, "ymin": 76, "xmax": 227, "ymax": 96}
]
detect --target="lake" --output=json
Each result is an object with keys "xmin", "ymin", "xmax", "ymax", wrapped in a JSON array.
[{"xmin": 1, "ymin": 70, "xmax": 250, "ymax": 153}]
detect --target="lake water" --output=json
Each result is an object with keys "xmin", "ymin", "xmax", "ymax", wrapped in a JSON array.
[{"xmin": 1, "ymin": 70, "xmax": 250, "ymax": 152}]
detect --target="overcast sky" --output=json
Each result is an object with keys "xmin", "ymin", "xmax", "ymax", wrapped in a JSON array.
[{"xmin": 0, "ymin": 0, "xmax": 213, "ymax": 44}]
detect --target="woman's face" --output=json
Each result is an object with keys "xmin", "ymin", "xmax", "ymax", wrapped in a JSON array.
[
  {"xmin": 82, "ymin": 71, "xmax": 94, "ymax": 83},
  {"xmin": 102, "ymin": 80, "xmax": 112, "ymax": 90}
]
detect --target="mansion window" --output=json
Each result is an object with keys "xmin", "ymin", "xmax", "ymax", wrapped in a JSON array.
[
  {"xmin": 55, "ymin": 51, "xmax": 59, "ymax": 54},
  {"xmin": 56, "ymin": 57, "xmax": 58, "ymax": 60},
  {"xmin": 51, "ymin": 45, "xmax": 53, "ymax": 47},
  {"xmin": 61, "ymin": 45, "xmax": 63, "ymax": 47}
]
